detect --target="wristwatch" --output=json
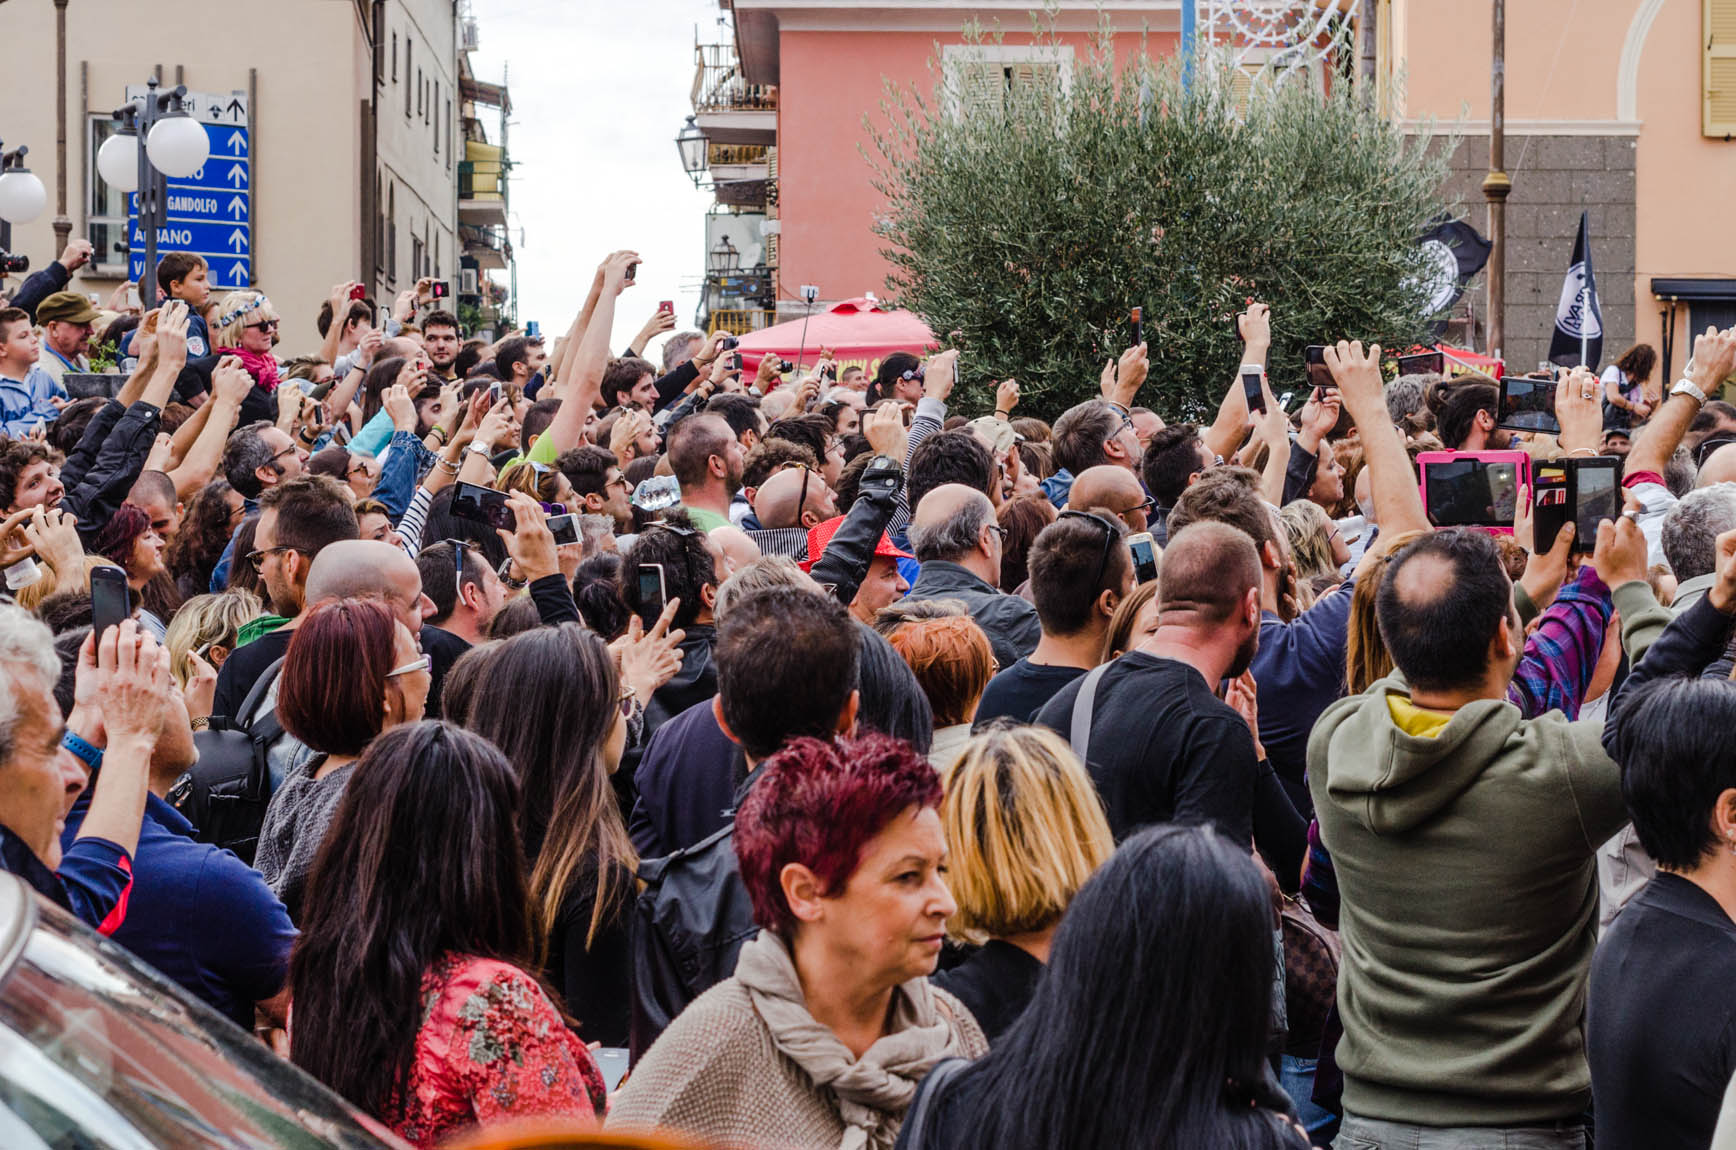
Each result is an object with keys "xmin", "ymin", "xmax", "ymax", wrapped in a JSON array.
[{"xmin": 1671, "ymin": 377, "xmax": 1709, "ymax": 405}]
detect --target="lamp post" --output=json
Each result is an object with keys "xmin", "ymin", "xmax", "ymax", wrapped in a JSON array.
[
  {"xmin": 675, "ymin": 115, "xmax": 709, "ymax": 186},
  {"xmin": 0, "ymin": 142, "xmax": 49, "ymax": 269},
  {"xmin": 99, "ymin": 80, "xmax": 210, "ymax": 303},
  {"xmin": 1482, "ymin": 0, "xmax": 1509, "ymax": 360}
]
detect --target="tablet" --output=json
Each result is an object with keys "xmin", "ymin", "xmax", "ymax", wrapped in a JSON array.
[{"xmin": 1417, "ymin": 451, "xmax": 1531, "ymax": 535}]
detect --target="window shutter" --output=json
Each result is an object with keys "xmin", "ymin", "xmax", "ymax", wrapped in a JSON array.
[{"xmin": 1709, "ymin": 0, "xmax": 1736, "ymax": 137}]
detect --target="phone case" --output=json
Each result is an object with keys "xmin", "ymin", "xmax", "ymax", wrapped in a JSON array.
[{"xmin": 1417, "ymin": 451, "xmax": 1531, "ymax": 536}]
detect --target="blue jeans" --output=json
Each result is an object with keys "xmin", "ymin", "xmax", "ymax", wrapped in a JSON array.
[
  {"xmin": 1335, "ymin": 1113, "xmax": 1586, "ymax": 1150},
  {"xmin": 1279, "ymin": 1054, "xmax": 1339, "ymax": 1144}
]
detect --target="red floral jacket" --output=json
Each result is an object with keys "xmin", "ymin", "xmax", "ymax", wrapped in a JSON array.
[{"xmin": 386, "ymin": 953, "xmax": 606, "ymax": 1148}]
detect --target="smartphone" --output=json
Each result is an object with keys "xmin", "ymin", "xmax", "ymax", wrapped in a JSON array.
[
  {"xmin": 488, "ymin": 380, "xmax": 502, "ymax": 405},
  {"xmin": 430, "ymin": 280, "xmax": 450, "ymax": 299},
  {"xmin": 1130, "ymin": 306, "xmax": 1143, "ymax": 348},
  {"xmin": 1417, "ymin": 451, "xmax": 1531, "ymax": 534},
  {"xmin": 778, "ymin": 360, "xmax": 794, "ymax": 373},
  {"xmin": 1240, "ymin": 368, "xmax": 1266, "ymax": 415},
  {"xmin": 1277, "ymin": 391, "xmax": 1295, "ymax": 413},
  {"xmin": 731, "ymin": 352, "xmax": 743, "ymax": 373},
  {"xmin": 546, "ymin": 512, "xmax": 579, "ymax": 546},
  {"xmin": 1127, "ymin": 532, "xmax": 1160, "ymax": 585},
  {"xmin": 451, "ymin": 480, "xmax": 516, "ymax": 532},
  {"xmin": 721, "ymin": 336, "xmax": 739, "ymax": 351},
  {"xmin": 307, "ymin": 378, "xmax": 337, "ymax": 402},
  {"xmin": 90, "ymin": 566, "xmax": 131, "ymax": 638},
  {"xmin": 1536, "ymin": 457, "xmax": 1619, "ymax": 553},
  {"xmin": 637, "ymin": 563, "xmax": 667, "ymax": 615},
  {"xmin": 525, "ymin": 320, "xmax": 541, "ymax": 339},
  {"xmin": 1398, "ymin": 350, "xmax": 1446, "ymax": 377},
  {"xmin": 1304, "ymin": 345, "xmax": 1335, "ymax": 394},
  {"xmin": 348, "ymin": 284, "xmax": 366, "ymax": 301},
  {"xmin": 593, "ymin": 1047, "xmax": 631, "ymax": 1093},
  {"xmin": 659, "ymin": 300, "xmax": 674, "ymax": 315},
  {"xmin": 625, "ymin": 261, "xmax": 638, "ymax": 282},
  {"xmin": 1498, "ymin": 375, "xmax": 1561, "ymax": 436}
]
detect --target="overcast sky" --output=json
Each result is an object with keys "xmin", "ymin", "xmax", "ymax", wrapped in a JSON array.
[{"xmin": 466, "ymin": 0, "xmax": 724, "ymax": 358}]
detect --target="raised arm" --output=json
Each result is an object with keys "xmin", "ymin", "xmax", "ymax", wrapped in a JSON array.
[
  {"xmin": 166, "ymin": 357, "xmax": 250, "ymax": 498},
  {"xmin": 1202, "ymin": 303, "xmax": 1270, "ymax": 462},
  {"xmin": 1627, "ymin": 326, "xmax": 1736, "ymax": 477},
  {"xmin": 318, "ymin": 282, "xmax": 361, "ymax": 367},
  {"xmin": 545, "ymin": 250, "xmax": 636, "ymax": 456},
  {"xmin": 1331, "ymin": 340, "xmax": 1430, "ymax": 547}
]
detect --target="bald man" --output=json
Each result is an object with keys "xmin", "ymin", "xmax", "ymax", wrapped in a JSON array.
[
  {"xmin": 1698, "ymin": 442, "xmax": 1736, "ymax": 489},
  {"xmin": 1068, "ymin": 464, "xmax": 1153, "ymax": 534},
  {"xmin": 708, "ymin": 524, "xmax": 763, "ymax": 580},
  {"xmin": 904, "ymin": 483, "xmax": 1040, "ymax": 666},
  {"xmin": 306, "ymin": 539, "xmax": 466, "ymax": 717},
  {"xmin": 753, "ymin": 465, "xmax": 839, "ymax": 531}
]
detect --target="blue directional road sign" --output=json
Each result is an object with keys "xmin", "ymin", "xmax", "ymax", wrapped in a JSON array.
[{"xmin": 126, "ymin": 90, "xmax": 251, "ymax": 290}]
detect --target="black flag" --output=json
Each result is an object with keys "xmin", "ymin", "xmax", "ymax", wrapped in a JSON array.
[
  {"xmin": 1415, "ymin": 216, "xmax": 1493, "ymax": 336},
  {"xmin": 1548, "ymin": 212, "xmax": 1603, "ymax": 368}
]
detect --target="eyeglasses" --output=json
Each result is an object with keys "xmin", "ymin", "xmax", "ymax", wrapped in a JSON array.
[
  {"xmin": 269, "ymin": 445, "xmax": 300, "ymax": 465},
  {"xmin": 1059, "ymin": 510, "xmax": 1119, "ymax": 588},
  {"xmin": 984, "ymin": 523, "xmax": 1009, "ymax": 543},
  {"xmin": 244, "ymin": 318, "xmax": 280, "ymax": 332},
  {"xmin": 245, "ymin": 544, "xmax": 295, "ymax": 571},
  {"xmin": 386, "ymin": 653, "xmax": 432, "ymax": 678}
]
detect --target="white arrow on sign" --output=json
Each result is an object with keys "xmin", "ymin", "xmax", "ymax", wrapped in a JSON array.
[
  {"xmin": 230, "ymin": 262, "xmax": 247, "ymax": 283},
  {"xmin": 227, "ymin": 228, "xmax": 248, "ymax": 253},
  {"xmin": 227, "ymin": 196, "xmax": 247, "ymax": 220},
  {"xmin": 225, "ymin": 163, "xmax": 247, "ymax": 188},
  {"xmin": 226, "ymin": 131, "xmax": 246, "ymax": 156}
]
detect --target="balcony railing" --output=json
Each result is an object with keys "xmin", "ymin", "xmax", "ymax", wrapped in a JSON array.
[
  {"xmin": 709, "ymin": 308, "xmax": 777, "ymax": 336},
  {"xmin": 708, "ymin": 143, "xmax": 768, "ymax": 166},
  {"xmin": 459, "ymin": 154, "xmax": 506, "ymax": 201},
  {"xmin": 693, "ymin": 42, "xmax": 777, "ymax": 113}
]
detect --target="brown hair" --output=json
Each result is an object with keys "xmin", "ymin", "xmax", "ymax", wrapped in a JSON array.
[
  {"xmin": 887, "ymin": 614, "xmax": 996, "ymax": 728},
  {"xmin": 1345, "ymin": 528, "xmax": 1430, "ymax": 694},
  {"xmin": 277, "ymin": 597, "xmax": 401, "ymax": 755},
  {"xmin": 1101, "ymin": 579, "xmax": 1160, "ymax": 662}
]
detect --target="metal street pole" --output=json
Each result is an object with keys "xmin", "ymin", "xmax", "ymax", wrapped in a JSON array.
[
  {"xmin": 52, "ymin": 0, "xmax": 71, "ymax": 251},
  {"xmin": 120, "ymin": 79, "xmax": 188, "ymax": 306},
  {"xmin": 1481, "ymin": 0, "xmax": 1509, "ymax": 360}
]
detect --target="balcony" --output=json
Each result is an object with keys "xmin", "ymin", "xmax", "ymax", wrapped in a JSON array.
[
  {"xmin": 461, "ymin": 222, "xmax": 511, "ymax": 271},
  {"xmin": 709, "ymin": 308, "xmax": 777, "ymax": 336},
  {"xmin": 459, "ymin": 143, "xmax": 507, "ymax": 229},
  {"xmin": 693, "ymin": 42, "xmax": 777, "ymax": 145},
  {"xmin": 709, "ymin": 142, "xmax": 770, "ymax": 207}
]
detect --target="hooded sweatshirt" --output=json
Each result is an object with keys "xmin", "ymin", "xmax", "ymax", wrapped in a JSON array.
[{"xmin": 1305, "ymin": 579, "xmax": 1664, "ymax": 1127}]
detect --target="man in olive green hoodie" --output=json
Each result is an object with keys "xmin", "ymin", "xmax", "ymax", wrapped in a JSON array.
[{"xmin": 1309, "ymin": 518, "xmax": 1667, "ymax": 1147}]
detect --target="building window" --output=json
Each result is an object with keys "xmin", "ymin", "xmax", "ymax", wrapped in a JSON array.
[
  {"xmin": 940, "ymin": 45, "xmax": 1073, "ymax": 122},
  {"xmin": 374, "ymin": 173, "xmax": 384, "ymax": 275},
  {"xmin": 405, "ymin": 41, "xmax": 413, "ymax": 116},
  {"xmin": 387, "ymin": 182, "xmax": 397, "ymax": 285},
  {"xmin": 86, "ymin": 117, "xmax": 129, "ymax": 274},
  {"xmin": 432, "ymin": 80, "xmax": 439, "ymax": 136},
  {"xmin": 411, "ymin": 234, "xmax": 423, "ymax": 287},
  {"xmin": 391, "ymin": 32, "xmax": 398, "ymax": 82},
  {"xmin": 446, "ymin": 99, "xmax": 454, "ymax": 169}
]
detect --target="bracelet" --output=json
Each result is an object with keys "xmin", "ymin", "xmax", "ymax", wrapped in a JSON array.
[
  {"xmin": 1565, "ymin": 447, "xmax": 1597, "ymax": 457},
  {"xmin": 434, "ymin": 456, "xmax": 460, "ymax": 475},
  {"xmin": 428, "ymin": 426, "xmax": 448, "ymax": 445},
  {"xmin": 993, "ymin": 410, "xmax": 1012, "ymax": 420},
  {"xmin": 189, "ymin": 716, "xmax": 210, "ymax": 732},
  {"xmin": 61, "ymin": 730, "xmax": 103, "ymax": 771}
]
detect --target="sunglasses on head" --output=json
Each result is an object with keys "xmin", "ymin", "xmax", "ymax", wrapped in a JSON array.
[{"xmin": 1058, "ymin": 509, "xmax": 1120, "ymax": 588}]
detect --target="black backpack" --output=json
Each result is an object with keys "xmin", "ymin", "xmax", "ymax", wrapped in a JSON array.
[
  {"xmin": 166, "ymin": 657, "xmax": 286, "ymax": 866},
  {"xmin": 628, "ymin": 763, "xmax": 762, "ymax": 1059}
]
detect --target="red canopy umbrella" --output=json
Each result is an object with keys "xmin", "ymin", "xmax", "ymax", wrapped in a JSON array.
[{"xmin": 733, "ymin": 297, "xmax": 938, "ymax": 377}]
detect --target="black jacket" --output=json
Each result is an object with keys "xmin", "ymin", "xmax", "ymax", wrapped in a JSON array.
[
  {"xmin": 7, "ymin": 261, "xmax": 69, "ymax": 321},
  {"xmin": 810, "ymin": 455, "xmax": 901, "ymax": 609},
  {"xmin": 1604, "ymin": 593, "xmax": 1735, "ymax": 760},
  {"xmin": 906, "ymin": 561, "xmax": 1041, "ymax": 669},
  {"xmin": 61, "ymin": 398, "xmax": 162, "ymax": 545},
  {"xmin": 629, "ymin": 698, "xmax": 743, "ymax": 860}
]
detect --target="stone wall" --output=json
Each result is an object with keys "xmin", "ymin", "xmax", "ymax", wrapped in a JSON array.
[{"xmin": 1435, "ymin": 134, "xmax": 1637, "ymax": 372}]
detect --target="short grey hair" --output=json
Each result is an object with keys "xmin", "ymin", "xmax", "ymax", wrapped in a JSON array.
[
  {"xmin": 715, "ymin": 555, "xmax": 815, "ymax": 619},
  {"xmin": 0, "ymin": 605, "xmax": 59, "ymax": 768},
  {"xmin": 1387, "ymin": 375, "xmax": 1436, "ymax": 427},
  {"xmin": 1663, "ymin": 484, "xmax": 1736, "ymax": 580},
  {"xmin": 909, "ymin": 497, "xmax": 992, "ymax": 563},
  {"xmin": 662, "ymin": 331, "xmax": 703, "ymax": 373}
]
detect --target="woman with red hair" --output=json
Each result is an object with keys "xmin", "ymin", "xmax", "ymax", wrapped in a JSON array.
[
  {"xmin": 610, "ymin": 733, "xmax": 987, "ymax": 1148},
  {"xmin": 255, "ymin": 596, "xmax": 431, "ymax": 920},
  {"xmin": 92, "ymin": 501, "xmax": 179, "ymax": 638},
  {"xmin": 887, "ymin": 612, "xmax": 997, "ymax": 770}
]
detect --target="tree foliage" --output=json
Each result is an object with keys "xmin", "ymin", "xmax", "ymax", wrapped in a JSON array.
[{"xmin": 868, "ymin": 18, "xmax": 1455, "ymax": 421}]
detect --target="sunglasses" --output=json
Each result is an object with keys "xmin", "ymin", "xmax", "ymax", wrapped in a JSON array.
[
  {"xmin": 1058, "ymin": 509, "xmax": 1119, "ymax": 588},
  {"xmin": 386, "ymin": 653, "xmax": 432, "ymax": 678},
  {"xmin": 245, "ymin": 318, "xmax": 280, "ymax": 332},
  {"xmin": 1696, "ymin": 433, "xmax": 1736, "ymax": 469},
  {"xmin": 244, "ymin": 544, "xmax": 295, "ymax": 571}
]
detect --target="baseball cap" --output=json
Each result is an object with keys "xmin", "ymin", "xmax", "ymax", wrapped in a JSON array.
[
  {"xmin": 965, "ymin": 415, "xmax": 1021, "ymax": 457},
  {"xmin": 801, "ymin": 514, "xmax": 913, "ymax": 573},
  {"xmin": 35, "ymin": 291, "xmax": 101, "ymax": 326}
]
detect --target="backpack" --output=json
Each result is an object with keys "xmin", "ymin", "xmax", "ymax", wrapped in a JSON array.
[
  {"xmin": 165, "ymin": 657, "xmax": 286, "ymax": 866},
  {"xmin": 628, "ymin": 761, "xmax": 762, "ymax": 1059}
]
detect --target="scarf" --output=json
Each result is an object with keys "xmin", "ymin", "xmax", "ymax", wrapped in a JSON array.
[
  {"xmin": 734, "ymin": 930, "xmax": 958, "ymax": 1150},
  {"xmin": 230, "ymin": 345, "xmax": 280, "ymax": 392}
]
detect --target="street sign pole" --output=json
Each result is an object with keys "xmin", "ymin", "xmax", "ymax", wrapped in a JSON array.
[{"xmin": 123, "ymin": 84, "xmax": 251, "ymax": 293}]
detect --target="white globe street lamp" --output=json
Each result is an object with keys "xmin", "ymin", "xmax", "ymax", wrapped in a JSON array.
[
  {"xmin": 0, "ymin": 167, "xmax": 47, "ymax": 224},
  {"xmin": 96, "ymin": 131, "xmax": 141, "ymax": 192},
  {"xmin": 145, "ymin": 114, "xmax": 209, "ymax": 179}
]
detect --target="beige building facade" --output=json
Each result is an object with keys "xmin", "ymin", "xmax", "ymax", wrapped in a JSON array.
[{"xmin": 0, "ymin": 0, "xmax": 508, "ymax": 356}]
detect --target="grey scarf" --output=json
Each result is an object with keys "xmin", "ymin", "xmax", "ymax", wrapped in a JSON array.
[{"xmin": 734, "ymin": 930, "xmax": 959, "ymax": 1150}]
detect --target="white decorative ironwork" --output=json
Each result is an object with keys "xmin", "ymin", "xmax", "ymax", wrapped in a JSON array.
[{"xmin": 1198, "ymin": 0, "xmax": 1360, "ymax": 100}]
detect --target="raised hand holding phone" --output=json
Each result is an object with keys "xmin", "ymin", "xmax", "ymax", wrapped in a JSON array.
[
  {"xmin": 924, "ymin": 348, "xmax": 959, "ymax": 403},
  {"xmin": 1554, "ymin": 366, "xmax": 1604, "ymax": 454},
  {"xmin": 497, "ymin": 492, "xmax": 560, "ymax": 583},
  {"xmin": 1107, "ymin": 342, "xmax": 1149, "ymax": 408}
]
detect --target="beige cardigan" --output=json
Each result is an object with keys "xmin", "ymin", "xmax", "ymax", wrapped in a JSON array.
[{"xmin": 607, "ymin": 977, "xmax": 987, "ymax": 1149}]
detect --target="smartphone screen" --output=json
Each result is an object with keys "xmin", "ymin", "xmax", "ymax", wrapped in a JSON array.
[
  {"xmin": 1127, "ymin": 533, "xmax": 1159, "ymax": 584},
  {"xmin": 452, "ymin": 481, "xmax": 515, "ymax": 532},
  {"xmin": 659, "ymin": 300, "xmax": 674, "ymax": 315},
  {"xmin": 593, "ymin": 1047, "xmax": 630, "ymax": 1093},
  {"xmin": 1533, "ymin": 462, "xmax": 1572, "ymax": 549},
  {"xmin": 546, "ymin": 513, "xmax": 578, "ymax": 546},
  {"xmin": 1574, "ymin": 459, "xmax": 1619, "ymax": 551},
  {"xmin": 1241, "ymin": 370, "xmax": 1266, "ymax": 414},
  {"xmin": 1424, "ymin": 458, "xmax": 1522, "ymax": 528},
  {"xmin": 1499, "ymin": 376, "xmax": 1560, "ymax": 436},
  {"xmin": 637, "ymin": 564, "xmax": 667, "ymax": 614},
  {"xmin": 90, "ymin": 566, "xmax": 131, "ymax": 637},
  {"xmin": 430, "ymin": 280, "xmax": 450, "ymax": 298},
  {"xmin": 1398, "ymin": 351, "xmax": 1446, "ymax": 377},
  {"xmin": 1130, "ymin": 306, "xmax": 1143, "ymax": 348},
  {"xmin": 1304, "ymin": 346, "xmax": 1334, "ymax": 394}
]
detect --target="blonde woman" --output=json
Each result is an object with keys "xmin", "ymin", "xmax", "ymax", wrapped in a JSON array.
[
  {"xmin": 1279, "ymin": 499, "xmax": 1349, "ymax": 587},
  {"xmin": 211, "ymin": 289, "xmax": 281, "ymax": 422},
  {"xmin": 935, "ymin": 723, "xmax": 1115, "ymax": 1041},
  {"xmin": 165, "ymin": 589, "xmax": 262, "ymax": 723}
]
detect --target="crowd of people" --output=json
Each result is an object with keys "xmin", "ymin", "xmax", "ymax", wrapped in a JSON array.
[{"xmin": 5, "ymin": 236, "xmax": 1736, "ymax": 1150}]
